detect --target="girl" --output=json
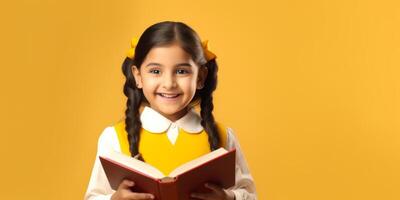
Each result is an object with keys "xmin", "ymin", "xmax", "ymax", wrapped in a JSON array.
[{"xmin": 84, "ymin": 21, "xmax": 257, "ymax": 200}]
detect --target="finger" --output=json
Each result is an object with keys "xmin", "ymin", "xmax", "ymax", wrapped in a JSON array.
[
  {"xmin": 128, "ymin": 192, "xmax": 155, "ymax": 200},
  {"xmin": 191, "ymin": 192, "xmax": 213, "ymax": 199},
  {"xmin": 204, "ymin": 183, "xmax": 224, "ymax": 195},
  {"xmin": 133, "ymin": 153, "xmax": 141, "ymax": 159},
  {"xmin": 118, "ymin": 179, "xmax": 135, "ymax": 190}
]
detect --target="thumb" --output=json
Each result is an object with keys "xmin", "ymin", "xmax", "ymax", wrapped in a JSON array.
[
  {"xmin": 133, "ymin": 153, "xmax": 141, "ymax": 160},
  {"xmin": 118, "ymin": 179, "xmax": 135, "ymax": 190}
]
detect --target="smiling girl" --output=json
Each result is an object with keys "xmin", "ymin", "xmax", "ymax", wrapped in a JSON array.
[{"xmin": 84, "ymin": 21, "xmax": 258, "ymax": 200}]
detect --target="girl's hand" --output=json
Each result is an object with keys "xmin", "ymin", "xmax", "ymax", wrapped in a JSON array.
[
  {"xmin": 190, "ymin": 183, "xmax": 235, "ymax": 200},
  {"xmin": 111, "ymin": 179, "xmax": 155, "ymax": 200}
]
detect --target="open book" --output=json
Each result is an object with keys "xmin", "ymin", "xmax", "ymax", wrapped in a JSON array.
[{"xmin": 99, "ymin": 147, "xmax": 236, "ymax": 200}]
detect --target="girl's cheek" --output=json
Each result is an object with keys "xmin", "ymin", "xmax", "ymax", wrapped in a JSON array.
[{"xmin": 143, "ymin": 77, "xmax": 159, "ymax": 86}]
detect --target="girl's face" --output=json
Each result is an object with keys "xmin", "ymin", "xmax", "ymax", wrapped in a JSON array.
[{"xmin": 132, "ymin": 43, "xmax": 208, "ymax": 122}]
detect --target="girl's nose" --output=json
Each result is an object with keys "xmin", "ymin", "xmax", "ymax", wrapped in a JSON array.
[{"xmin": 161, "ymin": 73, "xmax": 177, "ymax": 89}]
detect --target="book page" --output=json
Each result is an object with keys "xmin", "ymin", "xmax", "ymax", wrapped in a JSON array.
[
  {"xmin": 169, "ymin": 147, "xmax": 228, "ymax": 177},
  {"xmin": 103, "ymin": 150, "xmax": 166, "ymax": 179}
]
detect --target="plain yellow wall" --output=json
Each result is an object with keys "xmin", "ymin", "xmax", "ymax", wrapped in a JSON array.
[{"xmin": 0, "ymin": 0, "xmax": 399, "ymax": 199}]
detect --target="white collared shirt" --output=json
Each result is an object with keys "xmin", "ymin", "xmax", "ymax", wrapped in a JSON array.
[
  {"xmin": 84, "ymin": 106, "xmax": 258, "ymax": 200},
  {"xmin": 140, "ymin": 106, "xmax": 204, "ymax": 145}
]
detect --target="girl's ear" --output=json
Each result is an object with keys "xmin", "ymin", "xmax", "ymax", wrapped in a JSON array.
[
  {"xmin": 131, "ymin": 65, "xmax": 143, "ymax": 88},
  {"xmin": 197, "ymin": 66, "xmax": 208, "ymax": 89}
]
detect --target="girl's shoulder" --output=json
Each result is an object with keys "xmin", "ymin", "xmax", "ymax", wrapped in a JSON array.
[
  {"xmin": 214, "ymin": 121, "xmax": 231, "ymax": 148},
  {"xmin": 214, "ymin": 121, "xmax": 241, "ymax": 150},
  {"xmin": 96, "ymin": 124, "xmax": 120, "ymax": 154}
]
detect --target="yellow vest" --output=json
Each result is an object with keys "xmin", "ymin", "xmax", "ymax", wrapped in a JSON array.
[{"xmin": 113, "ymin": 120, "xmax": 228, "ymax": 176}]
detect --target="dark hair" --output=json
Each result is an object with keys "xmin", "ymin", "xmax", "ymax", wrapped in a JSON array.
[{"xmin": 121, "ymin": 21, "xmax": 221, "ymax": 158}]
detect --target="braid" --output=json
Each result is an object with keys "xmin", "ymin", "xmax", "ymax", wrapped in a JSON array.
[
  {"xmin": 122, "ymin": 58, "xmax": 144, "ymax": 160},
  {"xmin": 199, "ymin": 59, "xmax": 221, "ymax": 151}
]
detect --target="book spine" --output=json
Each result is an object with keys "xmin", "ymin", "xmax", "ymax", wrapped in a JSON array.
[{"xmin": 157, "ymin": 178, "xmax": 178, "ymax": 200}]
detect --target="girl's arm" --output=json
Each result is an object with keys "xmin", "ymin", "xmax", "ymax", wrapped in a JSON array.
[
  {"xmin": 84, "ymin": 127, "xmax": 118, "ymax": 200},
  {"xmin": 225, "ymin": 128, "xmax": 258, "ymax": 200}
]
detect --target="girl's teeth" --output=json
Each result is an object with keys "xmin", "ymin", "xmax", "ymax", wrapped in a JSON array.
[{"xmin": 160, "ymin": 93, "xmax": 179, "ymax": 98}]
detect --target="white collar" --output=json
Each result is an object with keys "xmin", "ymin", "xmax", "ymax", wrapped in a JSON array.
[{"xmin": 140, "ymin": 106, "xmax": 204, "ymax": 145}]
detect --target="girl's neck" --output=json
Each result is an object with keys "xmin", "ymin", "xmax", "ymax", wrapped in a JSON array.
[{"xmin": 164, "ymin": 107, "xmax": 189, "ymax": 122}]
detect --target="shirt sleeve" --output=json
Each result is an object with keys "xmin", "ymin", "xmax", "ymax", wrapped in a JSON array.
[
  {"xmin": 84, "ymin": 126, "xmax": 119, "ymax": 200},
  {"xmin": 224, "ymin": 127, "xmax": 258, "ymax": 200}
]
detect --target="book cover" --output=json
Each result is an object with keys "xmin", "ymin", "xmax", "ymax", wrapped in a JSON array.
[{"xmin": 99, "ymin": 147, "xmax": 236, "ymax": 200}]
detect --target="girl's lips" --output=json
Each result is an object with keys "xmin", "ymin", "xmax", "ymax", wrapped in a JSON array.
[
  {"xmin": 157, "ymin": 93, "xmax": 180, "ymax": 96},
  {"xmin": 157, "ymin": 93, "xmax": 181, "ymax": 100}
]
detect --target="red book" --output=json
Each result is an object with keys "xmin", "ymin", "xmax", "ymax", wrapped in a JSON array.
[{"xmin": 99, "ymin": 147, "xmax": 236, "ymax": 200}]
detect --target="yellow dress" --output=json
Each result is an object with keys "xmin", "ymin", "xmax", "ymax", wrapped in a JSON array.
[{"xmin": 113, "ymin": 120, "xmax": 228, "ymax": 176}]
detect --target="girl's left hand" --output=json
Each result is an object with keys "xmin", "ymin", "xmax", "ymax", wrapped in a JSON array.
[{"xmin": 190, "ymin": 183, "xmax": 235, "ymax": 200}]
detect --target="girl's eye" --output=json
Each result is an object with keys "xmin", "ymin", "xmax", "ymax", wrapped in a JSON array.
[
  {"xmin": 177, "ymin": 69, "xmax": 189, "ymax": 74},
  {"xmin": 149, "ymin": 69, "xmax": 160, "ymax": 74}
]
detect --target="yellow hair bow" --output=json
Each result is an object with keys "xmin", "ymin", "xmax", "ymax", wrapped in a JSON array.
[
  {"xmin": 126, "ymin": 37, "xmax": 217, "ymax": 61},
  {"xmin": 126, "ymin": 37, "xmax": 139, "ymax": 59},
  {"xmin": 201, "ymin": 40, "xmax": 217, "ymax": 61}
]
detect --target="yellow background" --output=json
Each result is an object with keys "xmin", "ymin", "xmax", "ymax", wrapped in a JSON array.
[{"xmin": 0, "ymin": 0, "xmax": 399, "ymax": 199}]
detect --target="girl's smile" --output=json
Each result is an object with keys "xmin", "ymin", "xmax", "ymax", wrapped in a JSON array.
[
  {"xmin": 157, "ymin": 93, "xmax": 182, "ymax": 102},
  {"xmin": 131, "ymin": 42, "xmax": 208, "ymax": 122}
]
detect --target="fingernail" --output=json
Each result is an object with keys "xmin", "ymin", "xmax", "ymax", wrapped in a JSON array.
[{"xmin": 150, "ymin": 194, "xmax": 154, "ymax": 199}]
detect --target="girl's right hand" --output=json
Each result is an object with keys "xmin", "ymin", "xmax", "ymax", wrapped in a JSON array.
[{"xmin": 111, "ymin": 179, "xmax": 155, "ymax": 200}]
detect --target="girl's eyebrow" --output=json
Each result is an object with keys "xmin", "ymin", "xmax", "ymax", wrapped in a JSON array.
[{"xmin": 145, "ymin": 62, "xmax": 192, "ymax": 68}]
